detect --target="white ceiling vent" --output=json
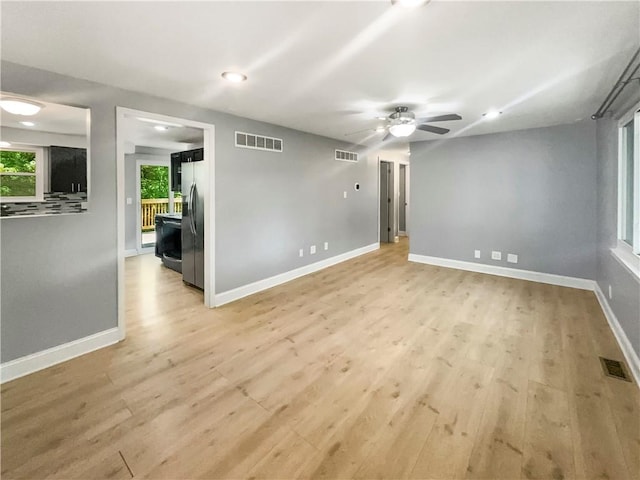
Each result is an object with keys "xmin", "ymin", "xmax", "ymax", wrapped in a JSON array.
[
  {"xmin": 335, "ymin": 149, "xmax": 358, "ymax": 162},
  {"xmin": 235, "ymin": 131, "xmax": 282, "ymax": 152}
]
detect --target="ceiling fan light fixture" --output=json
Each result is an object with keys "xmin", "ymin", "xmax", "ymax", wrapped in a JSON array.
[
  {"xmin": 389, "ymin": 123, "xmax": 416, "ymax": 137},
  {"xmin": 0, "ymin": 97, "xmax": 43, "ymax": 116}
]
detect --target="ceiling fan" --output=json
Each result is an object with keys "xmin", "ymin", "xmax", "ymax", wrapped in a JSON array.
[{"xmin": 347, "ymin": 106, "xmax": 462, "ymax": 140}]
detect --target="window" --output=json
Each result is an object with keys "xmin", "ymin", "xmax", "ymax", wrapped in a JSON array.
[
  {"xmin": 0, "ymin": 146, "xmax": 44, "ymax": 202},
  {"xmin": 615, "ymin": 104, "xmax": 640, "ymax": 277}
]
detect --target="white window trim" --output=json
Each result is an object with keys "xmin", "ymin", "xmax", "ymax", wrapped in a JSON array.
[
  {"xmin": 612, "ymin": 240, "xmax": 640, "ymax": 280},
  {"xmin": 0, "ymin": 146, "xmax": 44, "ymax": 203}
]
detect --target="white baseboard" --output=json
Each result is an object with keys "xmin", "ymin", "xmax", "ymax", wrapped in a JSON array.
[
  {"xmin": 215, "ymin": 243, "xmax": 380, "ymax": 307},
  {"xmin": 1, "ymin": 327, "xmax": 121, "ymax": 384},
  {"xmin": 124, "ymin": 249, "xmax": 138, "ymax": 257},
  {"xmin": 594, "ymin": 284, "xmax": 640, "ymax": 387},
  {"xmin": 408, "ymin": 254, "xmax": 596, "ymax": 291}
]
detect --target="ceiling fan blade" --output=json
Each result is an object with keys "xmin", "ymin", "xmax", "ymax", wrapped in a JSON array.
[
  {"xmin": 417, "ymin": 114, "xmax": 462, "ymax": 123},
  {"xmin": 382, "ymin": 132, "xmax": 393, "ymax": 142},
  {"xmin": 417, "ymin": 124, "xmax": 450, "ymax": 135}
]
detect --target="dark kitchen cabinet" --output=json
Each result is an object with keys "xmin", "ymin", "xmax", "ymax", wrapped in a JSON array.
[
  {"xmin": 171, "ymin": 152, "xmax": 182, "ymax": 192},
  {"xmin": 171, "ymin": 148, "xmax": 203, "ymax": 192},
  {"xmin": 50, "ymin": 146, "xmax": 87, "ymax": 193}
]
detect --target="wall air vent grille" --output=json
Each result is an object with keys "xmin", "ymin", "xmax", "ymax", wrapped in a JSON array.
[
  {"xmin": 335, "ymin": 149, "xmax": 358, "ymax": 162},
  {"xmin": 235, "ymin": 131, "xmax": 283, "ymax": 152}
]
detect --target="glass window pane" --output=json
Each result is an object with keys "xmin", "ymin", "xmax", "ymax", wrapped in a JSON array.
[
  {"xmin": 0, "ymin": 174, "xmax": 36, "ymax": 197},
  {"xmin": 623, "ymin": 120, "xmax": 634, "ymax": 246},
  {"xmin": 0, "ymin": 150, "xmax": 36, "ymax": 173}
]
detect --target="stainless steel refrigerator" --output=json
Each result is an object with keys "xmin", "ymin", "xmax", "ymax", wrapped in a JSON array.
[{"xmin": 181, "ymin": 151, "xmax": 205, "ymax": 289}]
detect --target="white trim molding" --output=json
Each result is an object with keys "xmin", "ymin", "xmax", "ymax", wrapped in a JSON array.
[
  {"xmin": 215, "ymin": 243, "xmax": 379, "ymax": 306},
  {"xmin": 408, "ymin": 254, "xmax": 596, "ymax": 291},
  {"xmin": 124, "ymin": 248, "xmax": 138, "ymax": 258},
  {"xmin": 1, "ymin": 328, "xmax": 121, "ymax": 384},
  {"xmin": 594, "ymin": 284, "xmax": 640, "ymax": 387}
]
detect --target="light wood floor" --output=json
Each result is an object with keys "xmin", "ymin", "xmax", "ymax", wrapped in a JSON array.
[{"xmin": 2, "ymin": 240, "xmax": 639, "ymax": 479}]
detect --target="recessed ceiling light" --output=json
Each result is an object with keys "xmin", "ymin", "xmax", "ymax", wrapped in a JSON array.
[
  {"xmin": 20, "ymin": 121, "xmax": 35, "ymax": 127},
  {"xmin": 154, "ymin": 125, "xmax": 169, "ymax": 131},
  {"xmin": 0, "ymin": 98, "xmax": 43, "ymax": 116},
  {"xmin": 0, "ymin": 141, "xmax": 11, "ymax": 147},
  {"xmin": 376, "ymin": 126, "xmax": 387, "ymax": 133},
  {"xmin": 377, "ymin": 116, "xmax": 387, "ymax": 120},
  {"xmin": 483, "ymin": 110, "xmax": 502, "ymax": 120},
  {"xmin": 391, "ymin": 0, "xmax": 429, "ymax": 7},
  {"xmin": 221, "ymin": 71, "xmax": 247, "ymax": 83}
]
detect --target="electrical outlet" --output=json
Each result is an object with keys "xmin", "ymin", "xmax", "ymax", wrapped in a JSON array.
[
  {"xmin": 299, "ymin": 249, "xmax": 304, "ymax": 258},
  {"xmin": 343, "ymin": 191, "xmax": 347, "ymax": 199},
  {"xmin": 491, "ymin": 251, "xmax": 502, "ymax": 261},
  {"xmin": 507, "ymin": 253, "xmax": 518, "ymax": 264},
  {"xmin": 474, "ymin": 250, "xmax": 481, "ymax": 259},
  {"xmin": 310, "ymin": 245, "xmax": 316, "ymax": 255},
  {"xmin": 324, "ymin": 242, "xmax": 329, "ymax": 250},
  {"xmin": 126, "ymin": 197, "xmax": 133, "ymax": 205},
  {"xmin": 608, "ymin": 285, "xmax": 613, "ymax": 299}
]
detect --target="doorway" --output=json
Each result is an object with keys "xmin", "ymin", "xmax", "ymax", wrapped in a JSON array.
[
  {"xmin": 116, "ymin": 107, "xmax": 216, "ymax": 341},
  {"xmin": 379, "ymin": 160, "xmax": 394, "ymax": 243},
  {"xmin": 136, "ymin": 160, "xmax": 174, "ymax": 252}
]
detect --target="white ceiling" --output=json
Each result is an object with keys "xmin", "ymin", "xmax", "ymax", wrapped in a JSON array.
[
  {"xmin": 123, "ymin": 115, "xmax": 204, "ymax": 152},
  {"xmin": 1, "ymin": 1, "xmax": 638, "ymax": 145}
]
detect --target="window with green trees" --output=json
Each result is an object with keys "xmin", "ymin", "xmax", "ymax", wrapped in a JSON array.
[{"xmin": 0, "ymin": 148, "xmax": 42, "ymax": 200}]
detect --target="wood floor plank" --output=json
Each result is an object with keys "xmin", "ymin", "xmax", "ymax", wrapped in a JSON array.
[{"xmin": 2, "ymin": 239, "xmax": 638, "ymax": 480}]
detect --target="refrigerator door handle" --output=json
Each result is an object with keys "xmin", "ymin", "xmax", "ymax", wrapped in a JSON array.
[
  {"xmin": 189, "ymin": 183, "xmax": 197, "ymax": 235},
  {"xmin": 191, "ymin": 183, "xmax": 198, "ymax": 235}
]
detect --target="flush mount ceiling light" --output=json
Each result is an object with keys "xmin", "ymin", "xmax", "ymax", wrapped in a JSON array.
[
  {"xmin": 221, "ymin": 71, "xmax": 247, "ymax": 83},
  {"xmin": 483, "ymin": 110, "xmax": 502, "ymax": 120},
  {"xmin": 0, "ymin": 97, "xmax": 43, "ymax": 116},
  {"xmin": 391, "ymin": 0, "xmax": 430, "ymax": 7},
  {"xmin": 154, "ymin": 125, "xmax": 169, "ymax": 131},
  {"xmin": 20, "ymin": 121, "xmax": 35, "ymax": 127}
]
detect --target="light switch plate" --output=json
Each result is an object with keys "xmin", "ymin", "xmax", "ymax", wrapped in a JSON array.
[
  {"xmin": 507, "ymin": 253, "xmax": 518, "ymax": 263},
  {"xmin": 343, "ymin": 191, "xmax": 347, "ymax": 198},
  {"xmin": 491, "ymin": 251, "xmax": 502, "ymax": 260},
  {"xmin": 324, "ymin": 242, "xmax": 329, "ymax": 250},
  {"xmin": 474, "ymin": 250, "xmax": 481, "ymax": 259},
  {"xmin": 608, "ymin": 285, "xmax": 612, "ymax": 299},
  {"xmin": 310, "ymin": 245, "xmax": 316, "ymax": 255},
  {"xmin": 126, "ymin": 197, "xmax": 133, "ymax": 205},
  {"xmin": 299, "ymin": 249, "xmax": 304, "ymax": 257}
]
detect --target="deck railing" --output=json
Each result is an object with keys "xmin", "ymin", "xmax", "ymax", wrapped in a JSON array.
[{"xmin": 141, "ymin": 198, "xmax": 182, "ymax": 231}]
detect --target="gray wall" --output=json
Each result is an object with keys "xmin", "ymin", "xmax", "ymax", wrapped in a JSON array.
[
  {"xmin": 596, "ymin": 113, "xmax": 640, "ymax": 359},
  {"xmin": 409, "ymin": 120, "xmax": 598, "ymax": 280},
  {"xmin": 0, "ymin": 61, "xmax": 377, "ymax": 363}
]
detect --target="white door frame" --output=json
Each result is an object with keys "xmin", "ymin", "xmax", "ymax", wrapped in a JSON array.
[
  {"xmin": 136, "ymin": 158, "xmax": 171, "ymax": 255},
  {"xmin": 116, "ymin": 107, "xmax": 216, "ymax": 342},
  {"xmin": 398, "ymin": 161, "xmax": 410, "ymax": 237}
]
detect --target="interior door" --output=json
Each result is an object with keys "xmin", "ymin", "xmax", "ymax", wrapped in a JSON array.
[
  {"xmin": 399, "ymin": 164, "xmax": 407, "ymax": 234},
  {"xmin": 379, "ymin": 161, "xmax": 393, "ymax": 243}
]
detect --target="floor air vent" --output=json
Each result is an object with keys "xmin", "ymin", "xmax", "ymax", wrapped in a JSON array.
[{"xmin": 599, "ymin": 357, "xmax": 632, "ymax": 382}]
